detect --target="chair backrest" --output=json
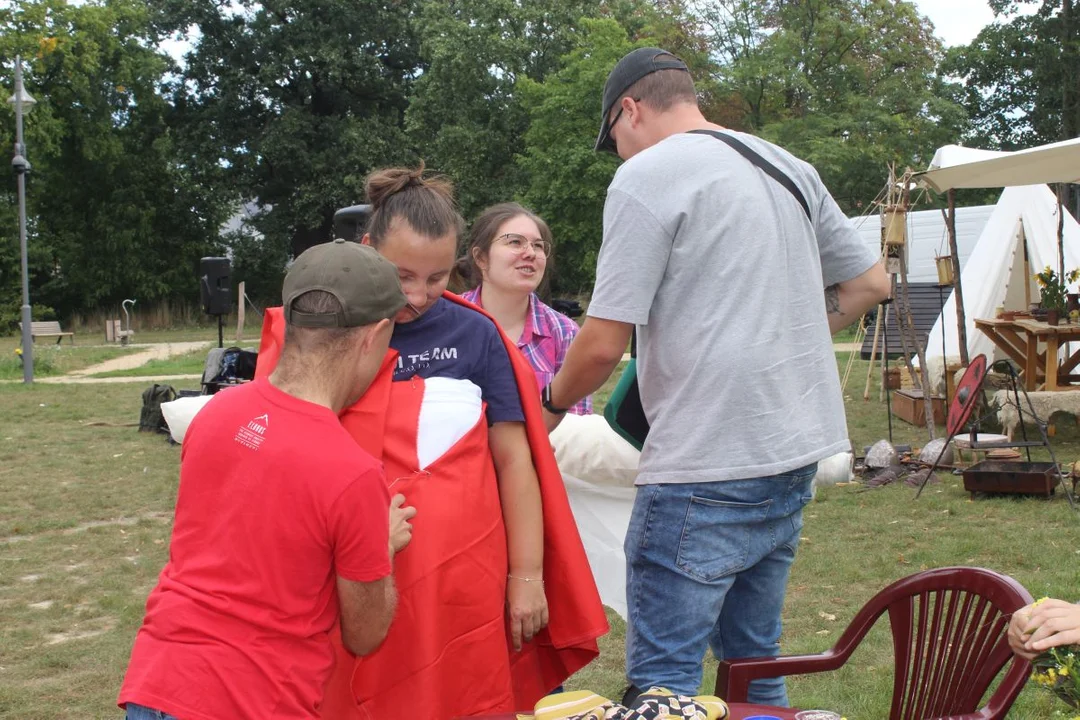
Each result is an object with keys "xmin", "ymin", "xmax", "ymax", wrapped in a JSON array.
[{"xmin": 851, "ymin": 567, "xmax": 1032, "ymax": 720}]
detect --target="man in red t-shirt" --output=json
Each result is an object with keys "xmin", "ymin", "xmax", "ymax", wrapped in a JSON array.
[{"xmin": 118, "ymin": 239, "xmax": 415, "ymax": 720}]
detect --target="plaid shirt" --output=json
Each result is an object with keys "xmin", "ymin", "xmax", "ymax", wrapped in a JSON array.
[{"xmin": 461, "ymin": 287, "xmax": 592, "ymax": 415}]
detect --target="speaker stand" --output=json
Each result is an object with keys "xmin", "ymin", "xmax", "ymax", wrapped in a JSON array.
[{"xmin": 217, "ymin": 314, "xmax": 224, "ymax": 349}]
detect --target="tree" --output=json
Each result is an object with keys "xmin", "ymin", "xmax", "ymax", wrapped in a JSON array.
[
  {"xmin": 154, "ymin": 0, "xmax": 423, "ymax": 260},
  {"xmin": 405, "ymin": 0, "xmax": 609, "ymax": 220},
  {"xmin": 944, "ymin": 1, "xmax": 1080, "ymax": 215},
  {"xmin": 944, "ymin": 1, "xmax": 1080, "ymax": 149},
  {"xmin": 0, "ymin": 0, "xmax": 230, "ymax": 326},
  {"xmin": 690, "ymin": 0, "xmax": 968, "ymax": 212},
  {"xmin": 515, "ymin": 18, "xmax": 636, "ymax": 293}
]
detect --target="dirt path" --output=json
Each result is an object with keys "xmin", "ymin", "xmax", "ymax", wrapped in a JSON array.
[
  {"xmin": 37, "ymin": 373, "xmax": 203, "ymax": 385},
  {"xmin": 66, "ymin": 341, "xmax": 210, "ymax": 377}
]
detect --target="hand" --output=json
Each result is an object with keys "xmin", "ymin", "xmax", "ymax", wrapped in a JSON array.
[
  {"xmin": 1009, "ymin": 602, "xmax": 1041, "ymax": 660},
  {"xmin": 1009, "ymin": 599, "xmax": 1080, "ymax": 660},
  {"xmin": 542, "ymin": 409, "xmax": 565, "ymax": 433},
  {"xmin": 506, "ymin": 575, "xmax": 549, "ymax": 651},
  {"xmin": 388, "ymin": 494, "xmax": 417, "ymax": 555}
]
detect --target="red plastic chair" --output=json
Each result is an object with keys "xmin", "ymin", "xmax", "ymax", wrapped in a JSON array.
[{"xmin": 716, "ymin": 567, "xmax": 1033, "ymax": 720}]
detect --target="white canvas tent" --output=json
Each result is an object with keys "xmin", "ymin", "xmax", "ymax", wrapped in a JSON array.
[
  {"xmin": 923, "ymin": 185, "xmax": 1080, "ymax": 382},
  {"xmin": 850, "ymin": 204, "xmax": 993, "ymax": 284},
  {"xmin": 918, "ymin": 138, "xmax": 1080, "ymax": 193}
]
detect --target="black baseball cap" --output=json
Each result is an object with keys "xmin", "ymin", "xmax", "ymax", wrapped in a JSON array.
[
  {"xmin": 283, "ymin": 239, "xmax": 407, "ymax": 327},
  {"xmin": 595, "ymin": 47, "xmax": 690, "ymax": 153}
]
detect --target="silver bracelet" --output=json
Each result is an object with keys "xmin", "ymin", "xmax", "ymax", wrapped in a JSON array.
[{"xmin": 508, "ymin": 574, "xmax": 544, "ymax": 587}]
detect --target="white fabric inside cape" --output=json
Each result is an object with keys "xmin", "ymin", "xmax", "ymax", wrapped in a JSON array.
[{"xmin": 416, "ymin": 377, "xmax": 483, "ymax": 470}]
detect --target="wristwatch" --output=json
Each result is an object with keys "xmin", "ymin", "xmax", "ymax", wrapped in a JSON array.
[{"xmin": 541, "ymin": 384, "xmax": 569, "ymax": 415}]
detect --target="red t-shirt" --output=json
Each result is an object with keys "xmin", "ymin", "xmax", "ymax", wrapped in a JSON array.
[{"xmin": 118, "ymin": 379, "xmax": 391, "ymax": 720}]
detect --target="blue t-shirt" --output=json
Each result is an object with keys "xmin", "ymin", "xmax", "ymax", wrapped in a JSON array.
[{"xmin": 390, "ymin": 297, "xmax": 525, "ymax": 424}]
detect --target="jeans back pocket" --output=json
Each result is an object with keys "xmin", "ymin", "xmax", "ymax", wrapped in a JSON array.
[{"xmin": 676, "ymin": 495, "xmax": 772, "ymax": 582}]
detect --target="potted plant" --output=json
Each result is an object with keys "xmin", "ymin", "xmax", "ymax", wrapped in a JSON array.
[{"xmin": 1034, "ymin": 266, "xmax": 1080, "ymax": 325}]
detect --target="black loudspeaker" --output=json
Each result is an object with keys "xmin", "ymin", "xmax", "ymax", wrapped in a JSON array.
[
  {"xmin": 199, "ymin": 257, "xmax": 232, "ymax": 316},
  {"xmin": 333, "ymin": 204, "xmax": 372, "ymax": 241}
]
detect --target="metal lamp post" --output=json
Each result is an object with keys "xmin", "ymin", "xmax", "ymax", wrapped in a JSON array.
[{"xmin": 9, "ymin": 56, "xmax": 36, "ymax": 383}]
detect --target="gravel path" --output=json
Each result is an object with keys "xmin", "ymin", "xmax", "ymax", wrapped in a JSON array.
[
  {"xmin": 66, "ymin": 341, "xmax": 210, "ymax": 377},
  {"xmin": 37, "ymin": 373, "xmax": 202, "ymax": 385}
]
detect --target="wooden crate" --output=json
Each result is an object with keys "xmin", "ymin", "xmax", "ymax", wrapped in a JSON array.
[
  {"xmin": 962, "ymin": 460, "xmax": 1058, "ymax": 498},
  {"xmin": 891, "ymin": 388, "xmax": 946, "ymax": 426}
]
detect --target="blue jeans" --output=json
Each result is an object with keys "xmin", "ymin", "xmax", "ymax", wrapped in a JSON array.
[
  {"xmin": 624, "ymin": 465, "xmax": 816, "ymax": 706},
  {"xmin": 125, "ymin": 704, "xmax": 178, "ymax": 720}
]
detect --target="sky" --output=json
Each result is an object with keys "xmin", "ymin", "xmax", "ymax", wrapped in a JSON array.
[{"xmin": 912, "ymin": 0, "xmax": 1027, "ymax": 47}]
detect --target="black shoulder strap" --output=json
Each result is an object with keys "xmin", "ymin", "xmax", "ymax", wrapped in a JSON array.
[{"xmin": 687, "ymin": 129, "xmax": 812, "ymax": 221}]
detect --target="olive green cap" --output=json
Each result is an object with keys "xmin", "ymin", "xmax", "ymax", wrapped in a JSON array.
[{"xmin": 282, "ymin": 239, "xmax": 406, "ymax": 327}]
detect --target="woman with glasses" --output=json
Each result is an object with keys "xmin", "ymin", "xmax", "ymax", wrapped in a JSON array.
[
  {"xmin": 458, "ymin": 203, "xmax": 592, "ymax": 415},
  {"xmin": 459, "ymin": 204, "xmax": 638, "ymax": 631},
  {"xmin": 252, "ymin": 167, "xmax": 607, "ymax": 719}
]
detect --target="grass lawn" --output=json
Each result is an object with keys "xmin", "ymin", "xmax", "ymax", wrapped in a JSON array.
[
  {"xmin": 0, "ymin": 354, "xmax": 1078, "ymax": 718},
  {"xmin": 122, "ymin": 326, "xmax": 263, "ymax": 346},
  {"xmin": 0, "ymin": 344, "xmax": 141, "ymax": 381},
  {"xmin": 0, "ymin": 326, "xmax": 263, "ymax": 354}
]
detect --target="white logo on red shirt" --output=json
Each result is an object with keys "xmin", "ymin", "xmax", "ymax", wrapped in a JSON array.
[{"xmin": 235, "ymin": 413, "xmax": 270, "ymax": 450}]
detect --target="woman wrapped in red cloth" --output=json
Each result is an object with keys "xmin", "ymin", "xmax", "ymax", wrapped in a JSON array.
[{"xmin": 255, "ymin": 165, "xmax": 608, "ymax": 719}]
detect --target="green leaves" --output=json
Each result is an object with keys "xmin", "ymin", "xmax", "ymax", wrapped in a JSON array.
[
  {"xmin": 515, "ymin": 17, "xmax": 630, "ymax": 292},
  {"xmin": 697, "ymin": 0, "xmax": 965, "ymax": 212},
  {"xmin": 405, "ymin": 0, "xmax": 604, "ymax": 220},
  {"xmin": 1, "ymin": 0, "xmax": 1063, "ymax": 324},
  {"xmin": 0, "ymin": 0, "xmax": 230, "ymax": 325},
  {"xmin": 945, "ymin": 1, "xmax": 1078, "ymax": 149}
]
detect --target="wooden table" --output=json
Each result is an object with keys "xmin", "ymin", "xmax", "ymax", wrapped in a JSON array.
[
  {"xmin": 468, "ymin": 703, "xmax": 804, "ymax": 719},
  {"xmin": 974, "ymin": 317, "xmax": 1080, "ymax": 391}
]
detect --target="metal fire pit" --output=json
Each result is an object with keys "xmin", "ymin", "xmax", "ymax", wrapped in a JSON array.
[{"xmin": 962, "ymin": 460, "xmax": 1059, "ymax": 498}]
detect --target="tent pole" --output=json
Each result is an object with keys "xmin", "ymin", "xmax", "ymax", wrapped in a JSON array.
[
  {"xmin": 947, "ymin": 189, "xmax": 970, "ymax": 366},
  {"xmin": 892, "ymin": 250, "xmax": 920, "ymax": 388},
  {"xmin": 898, "ymin": 244, "xmax": 938, "ymax": 440},
  {"xmin": 879, "ymin": 303, "xmax": 892, "ymax": 402},
  {"xmin": 939, "ymin": 283, "xmax": 949, "ymax": 408},
  {"xmin": 1059, "ymin": 183, "xmax": 1068, "ymax": 281},
  {"xmin": 883, "ymin": 307, "xmax": 894, "ymax": 443},
  {"xmin": 864, "ymin": 304, "xmax": 883, "ymax": 400},
  {"xmin": 1022, "ymin": 225, "xmax": 1031, "ymax": 310}
]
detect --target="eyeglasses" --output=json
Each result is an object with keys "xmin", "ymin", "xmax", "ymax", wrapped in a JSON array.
[
  {"xmin": 601, "ymin": 96, "xmax": 640, "ymax": 155},
  {"xmin": 496, "ymin": 233, "xmax": 550, "ymax": 257}
]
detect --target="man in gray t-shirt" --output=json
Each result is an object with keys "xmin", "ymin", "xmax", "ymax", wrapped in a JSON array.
[{"xmin": 541, "ymin": 48, "xmax": 889, "ymax": 706}]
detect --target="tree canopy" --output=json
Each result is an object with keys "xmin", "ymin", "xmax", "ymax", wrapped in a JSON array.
[
  {"xmin": 945, "ymin": 0, "xmax": 1079, "ymax": 149},
  {"xmin": 0, "ymin": 0, "xmax": 1067, "ymax": 323}
]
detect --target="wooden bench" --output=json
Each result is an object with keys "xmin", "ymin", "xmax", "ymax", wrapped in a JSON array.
[{"xmin": 19, "ymin": 321, "xmax": 75, "ymax": 345}]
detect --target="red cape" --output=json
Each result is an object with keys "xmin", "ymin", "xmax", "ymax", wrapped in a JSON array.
[{"xmin": 255, "ymin": 293, "xmax": 608, "ymax": 715}]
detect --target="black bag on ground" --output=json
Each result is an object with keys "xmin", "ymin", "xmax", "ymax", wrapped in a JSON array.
[
  {"xmin": 139, "ymin": 384, "xmax": 177, "ymax": 433},
  {"xmin": 211, "ymin": 346, "xmax": 258, "ymax": 384}
]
